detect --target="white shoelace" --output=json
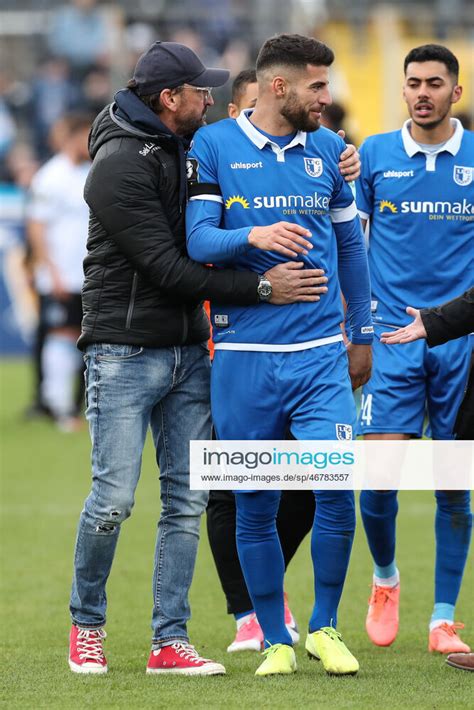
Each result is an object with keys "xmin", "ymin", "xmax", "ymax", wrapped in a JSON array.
[
  {"xmin": 171, "ymin": 642, "xmax": 209, "ymax": 664},
  {"xmin": 77, "ymin": 628, "xmax": 107, "ymax": 661}
]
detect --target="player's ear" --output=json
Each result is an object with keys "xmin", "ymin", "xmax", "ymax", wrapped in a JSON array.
[
  {"xmin": 451, "ymin": 83, "xmax": 463, "ymax": 105},
  {"xmin": 272, "ymin": 76, "xmax": 287, "ymax": 98},
  {"xmin": 228, "ymin": 102, "xmax": 239, "ymax": 119}
]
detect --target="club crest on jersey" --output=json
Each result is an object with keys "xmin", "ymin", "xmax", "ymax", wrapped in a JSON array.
[
  {"xmin": 453, "ymin": 166, "xmax": 472, "ymax": 186},
  {"xmin": 186, "ymin": 158, "xmax": 199, "ymax": 181},
  {"xmin": 304, "ymin": 157, "xmax": 323, "ymax": 178},
  {"xmin": 336, "ymin": 424, "xmax": 353, "ymax": 441}
]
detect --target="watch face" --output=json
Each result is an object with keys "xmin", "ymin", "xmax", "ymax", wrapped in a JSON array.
[{"xmin": 258, "ymin": 279, "xmax": 272, "ymax": 299}]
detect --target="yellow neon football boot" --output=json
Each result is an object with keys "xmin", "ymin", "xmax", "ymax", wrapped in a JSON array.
[
  {"xmin": 254, "ymin": 643, "xmax": 297, "ymax": 677},
  {"xmin": 305, "ymin": 627, "xmax": 359, "ymax": 675}
]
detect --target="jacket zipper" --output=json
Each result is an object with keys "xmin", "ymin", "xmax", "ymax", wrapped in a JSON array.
[{"xmin": 125, "ymin": 271, "xmax": 138, "ymax": 329}]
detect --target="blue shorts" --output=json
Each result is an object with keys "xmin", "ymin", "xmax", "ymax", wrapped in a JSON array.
[
  {"xmin": 358, "ymin": 324, "xmax": 471, "ymax": 439},
  {"xmin": 211, "ymin": 341, "xmax": 356, "ymax": 441}
]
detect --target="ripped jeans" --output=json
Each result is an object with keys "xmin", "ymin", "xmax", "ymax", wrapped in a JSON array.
[{"xmin": 69, "ymin": 343, "xmax": 210, "ymax": 645}]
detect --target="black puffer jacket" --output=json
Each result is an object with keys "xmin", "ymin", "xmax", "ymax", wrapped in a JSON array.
[{"xmin": 78, "ymin": 89, "xmax": 258, "ymax": 350}]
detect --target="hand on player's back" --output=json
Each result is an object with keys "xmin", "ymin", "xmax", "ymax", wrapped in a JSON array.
[
  {"xmin": 265, "ymin": 261, "xmax": 328, "ymax": 305},
  {"xmin": 337, "ymin": 131, "xmax": 360, "ymax": 182}
]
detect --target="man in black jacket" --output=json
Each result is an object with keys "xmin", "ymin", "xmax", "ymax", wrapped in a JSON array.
[
  {"xmin": 69, "ymin": 41, "xmax": 356, "ymax": 677},
  {"xmin": 381, "ymin": 287, "xmax": 473, "ymax": 440}
]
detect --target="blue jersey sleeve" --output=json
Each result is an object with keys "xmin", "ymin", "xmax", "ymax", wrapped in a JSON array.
[
  {"xmin": 328, "ymin": 137, "xmax": 359, "ymax": 222},
  {"xmin": 334, "ymin": 217, "xmax": 374, "ymax": 344},
  {"xmin": 354, "ymin": 141, "xmax": 373, "ymax": 219},
  {"xmin": 186, "ymin": 128, "xmax": 253, "ymax": 265}
]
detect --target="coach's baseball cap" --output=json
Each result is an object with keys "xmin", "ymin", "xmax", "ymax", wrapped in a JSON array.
[{"xmin": 132, "ymin": 41, "xmax": 230, "ymax": 95}]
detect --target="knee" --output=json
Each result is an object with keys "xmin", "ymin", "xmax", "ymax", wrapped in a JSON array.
[
  {"xmin": 435, "ymin": 491, "xmax": 472, "ymax": 532},
  {"xmin": 236, "ymin": 491, "xmax": 281, "ymax": 539},
  {"xmin": 316, "ymin": 491, "xmax": 356, "ymax": 532},
  {"xmin": 85, "ymin": 493, "xmax": 135, "ymax": 533},
  {"xmin": 435, "ymin": 490, "xmax": 471, "ymax": 514}
]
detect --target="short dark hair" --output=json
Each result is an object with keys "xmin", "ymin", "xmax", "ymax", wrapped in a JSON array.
[
  {"xmin": 256, "ymin": 34, "xmax": 334, "ymax": 75},
  {"xmin": 404, "ymin": 44, "xmax": 459, "ymax": 80},
  {"xmin": 126, "ymin": 77, "xmax": 167, "ymax": 114},
  {"xmin": 231, "ymin": 69, "xmax": 257, "ymax": 103}
]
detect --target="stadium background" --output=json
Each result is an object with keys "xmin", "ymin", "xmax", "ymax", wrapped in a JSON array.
[{"xmin": 1, "ymin": 1, "xmax": 473, "ymax": 707}]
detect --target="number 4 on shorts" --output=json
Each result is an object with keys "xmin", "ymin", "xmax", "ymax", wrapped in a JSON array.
[{"xmin": 361, "ymin": 394, "xmax": 373, "ymax": 427}]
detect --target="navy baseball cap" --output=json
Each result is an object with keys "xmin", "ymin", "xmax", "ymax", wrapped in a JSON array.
[{"xmin": 132, "ymin": 41, "xmax": 230, "ymax": 95}]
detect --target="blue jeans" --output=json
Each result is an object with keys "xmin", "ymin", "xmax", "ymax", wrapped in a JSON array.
[{"xmin": 69, "ymin": 342, "xmax": 210, "ymax": 645}]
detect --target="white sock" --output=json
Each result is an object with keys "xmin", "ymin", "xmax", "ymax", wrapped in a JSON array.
[
  {"xmin": 373, "ymin": 568, "xmax": 400, "ymax": 588},
  {"xmin": 236, "ymin": 613, "xmax": 254, "ymax": 630},
  {"xmin": 41, "ymin": 334, "xmax": 82, "ymax": 418}
]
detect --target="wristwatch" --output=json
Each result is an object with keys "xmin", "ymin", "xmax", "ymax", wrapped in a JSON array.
[{"xmin": 257, "ymin": 274, "xmax": 272, "ymax": 302}]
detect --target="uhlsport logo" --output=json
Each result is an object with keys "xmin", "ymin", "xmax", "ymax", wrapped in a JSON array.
[
  {"xmin": 336, "ymin": 424, "xmax": 353, "ymax": 441},
  {"xmin": 379, "ymin": 200, "xmax": 398, "ymax": 213},
  {"xmin": 453, "ymin": 166, "xmax": 473, "ymax": 187},
  {"xmin": 383, "ymin": 170, "xmax": 414, "ymax": 179},
  {"xmin": 225, "ymin": 195, "xmax": 250, "ymax": 209},
  {"xmin": 304, "ymin": 157, "xmax": 323, "ymax": 178}
]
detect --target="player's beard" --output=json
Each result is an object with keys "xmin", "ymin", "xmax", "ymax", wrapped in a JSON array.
[
  {"xmin": 410, "ymin": 95, "xmax": 453, "ymax": 131},
  {"xmin": 280, "ymin": 89, "xmax": 321, "ymax": 133}
]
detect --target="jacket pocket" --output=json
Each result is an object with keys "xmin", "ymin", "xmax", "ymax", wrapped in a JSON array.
[{"xmin": 125, "ymin": 272, "xmax": 138, "ymax": 330}]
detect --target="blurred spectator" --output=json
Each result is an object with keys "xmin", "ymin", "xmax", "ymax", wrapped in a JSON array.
[
  {"xmin": 453, "ymin": 111, "xmax": 473, "ymax": 130},
  {"xmin": 168, "ymin": 1, "xmax": 237, "ymax": 54},
  {"xmin": 4, "ymin": 144, "xmax": 39, "ymax": 191},
  {"xmin": 30, "ymin": 58, "xmax": 82, "ymax": 161},
  {"xmin": 169, "ymin": 27, "xmax": 221, "ymax": 66},
  {"xmin": 47, "ymin": 0, "xmax": 109, "ymax": 80},
  {"xmin": 27, "ymin": 113, "xmax": 92, "ymax": 431},
  {"xmin": 82, "ymin": 66, "xmax": 113, "ymax": 116},
  {"xmin": 435, "ymin": 0, "xmax": 465, "ymax": 39},
  {"xmin": 0, "ymin": 143, "xmax": 39, "ymax": 359},
  {"xmin": 320, "ymin": 101, "xmax": 354, "ymax": 144},
  {"xmin": 220, "ymin": 39, "xmax": 253, "ymax": 79},
  {"xmin": 124, "ymin": 21, "xmax": 157, "ymax": 71},
  {"xmin": 0, "ymin": 98, "xmax": 16, "ymax": 165}
]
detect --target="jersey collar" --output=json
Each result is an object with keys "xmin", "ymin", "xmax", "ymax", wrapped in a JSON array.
[
  {"xmin": 236, "ymin": 109, "xmax": 307, "ymax": 151},
  {"xmin": 401, "ymin": 117, "xmax": 464, "ymax": 157}
]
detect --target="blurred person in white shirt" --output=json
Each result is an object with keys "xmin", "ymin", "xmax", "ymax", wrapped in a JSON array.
[{"xmin": 27, "ymin": 113, "xmax": 91, "ymax": 430}]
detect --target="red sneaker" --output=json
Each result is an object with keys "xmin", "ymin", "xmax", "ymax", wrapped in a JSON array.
[
  {"xmin": 366, "ymin": 583, "xmax": 400, "ymax": 647},
  {"xmin": 429, "ymin": 623, "xmax": 471, "ymax": 654},
  {"xmin": 146, "ymin": 642, "xmax": 226, "ymax": 675},
  {"xmin": 69, "ymin": 625, "xmax": 107, "ymax": 674}
]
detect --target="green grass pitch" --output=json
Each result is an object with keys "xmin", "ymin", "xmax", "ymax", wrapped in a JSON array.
[{"xmin": 1, "ymin": 358, "xmax": 472, "ymax": 708}]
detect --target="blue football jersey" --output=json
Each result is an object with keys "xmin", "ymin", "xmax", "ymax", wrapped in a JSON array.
[
  {"xmin": 186, "ymin": 110, "xmax": 372, "ymax": 350},
  {"xmin": 356, "ymin": 119, "xmax": 474, "ymax": 326}
]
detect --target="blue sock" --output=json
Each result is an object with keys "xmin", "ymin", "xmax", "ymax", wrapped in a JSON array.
[
  {"xmin": 235, "ymin": 491, "xmax": 292, "ymax": 646},
  {"xmin": 431, "ymin": 602, "xmax": 455, "ymax": 625},
  {"xmin": 234, "ymin": 610, "xmax": 254, "ymax": 621},
  {"xmin": 360, "ymin": 490, "xmax": 398, "ymax": 572},
  {"xmin": 309, "ymin": 491, "xmax": 355, "ymax": 632},
  {"xmin": 433, "ymin": 491, "xmax": 472, "ymax": 612}
]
